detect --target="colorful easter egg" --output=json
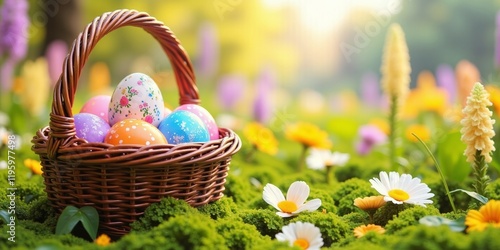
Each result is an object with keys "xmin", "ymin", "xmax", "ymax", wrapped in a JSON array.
[
  {"xmin": 164, "ymin": 107, "xmax": 172, "ymax": 118},
  {"xmin": 175, "ymin": 104, "xmax": 219, "ymax": 140},
  {"xmin": 74, "ymin": 113, "xmax": 110, "ymax": 143},
  {"xmin": 105, "ymin": 118, "xmax": 167, "ymax": 146},
  {"xmin": 80, "ymin": 95, "xmax": 111, "ymax": 123},
  {"xmin": 108, "ymin": 73, "xmax": 164, "ymax": 126},
  {"xmin": 158, "ymin": 110, "xmax": 210, "ymax": 144}
]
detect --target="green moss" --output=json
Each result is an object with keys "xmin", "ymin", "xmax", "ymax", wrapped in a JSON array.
[
  {"xmin": 116, "ymin": 213, "xmax": 227, "ymax": 250},
  {"xmin": 485, "ymin": 178, "xmax": 500, "ymax": 200},
  {"xmin": 238, "ymin": 209, "xmax": 284, "ymax": 237},
  {"xmin": 331, "ymin": 178, "xmax": 377, "ymax": 215},
  {"xmin": 426, "ymin": 179, "xmax": 472, "ymax": 212},
  {"xmin": 224, "ymin": 174, "xmax": 260, "ymax": 205},
  {"xmin": 197, "ymin": 197, "xmax": 238, "ymax": 220},
  {"xmin": 385, "ymin": 205, "xmax": 440, "ymax": 233},
  {"xmin": 468, "ymin": 227, "xmax": 500, "ymax": 250},
  {"xmin": 334, "ymin": 164, "xmax": 384, "ymax": 182},
  {"xmin": 342, "ymin": 212, "xmax": 369, "ymax": 228},
  {"xmin": 130, "ymin": 196, "xmax": 199, "ymax": 232},
  {"xmin": 391, "ymin": 225, "xmax": 469, "ymax": 250},
  {"xmin": 291, "ymin": 211, "xmax": 350, "ymax": 247},
  {"xmin": 373, "ymin": 202, "xmax": 412, "ymax": 226},
  {"xmin": 215, "ymin": 217, "xmax": 269, "ymax": 250},
  {"xmin": 309, "ymin": 188, "xmax": 337, "ymax": 214}
]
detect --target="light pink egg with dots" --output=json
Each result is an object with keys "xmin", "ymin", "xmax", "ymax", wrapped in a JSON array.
[
  {"xmin": 80, "ymin": 95, "xmax": 111, "ymax": 123},
  {"xmin": 164, "ymin": 107, "xmax": 172, "ymax": 118},
  {"xmin": 175, "ymin": 104, "xmax": 219, "ymax": 140}
]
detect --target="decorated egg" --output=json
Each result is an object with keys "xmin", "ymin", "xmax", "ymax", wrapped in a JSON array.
[
  {"xmin": 80, "ymin": 95, "xmax": 111, "ymax": 123},
  {"xmin": 105, "ymin": 118, "xmax": 167, "ymax": 146},
  {"xmin": 158, "ymin": 110, "xmax": 210, "ymax": 144},
  {"xmin": 74, "ymin": 113, "xmax": 110, "ymax": 143},
  {"xmin": 175, "ymin": 104, "xmax": 219, "ymax": 140},
  {"xmin": 164, "ymin": 107, "xmax": 172, "ymax": 118},
  {"xmin": 108, "ymin": 73, "xmax": 164, "ymax": 126}
]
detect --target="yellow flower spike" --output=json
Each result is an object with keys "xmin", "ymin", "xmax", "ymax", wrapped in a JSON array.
[
  {"xmin": 465, "ymin": 200, "xmax": 500, "ymax": 233},
  {"xmin": 405, "ymin": 124, "xmax": 431, "ymax": 142},
  {"xmin": 24, "ymin": 159, "xmax": 43, "ymax": 175},
  {"xmin": 243, "ymin": 122, "xmax": 278, "ymax": 155},
  {"xmin": 380, "ymin": 23, "xmax": 411, "ymax": 104},
  {"xmin": 16, "ymin": 58, "xmax": 50, "ymax": 117},
  {"xmin": 460, "ymin": 82, "xmax": 496, "ymax": 164},
  {"xmin": 94, "ymin": 234, "xmax": 111, "ymax": 246}
]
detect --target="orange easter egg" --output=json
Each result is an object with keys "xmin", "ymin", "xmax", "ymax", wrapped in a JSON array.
[{"xmin": 105, "ymin": 118, "xmax": 167, "ymax": 146}]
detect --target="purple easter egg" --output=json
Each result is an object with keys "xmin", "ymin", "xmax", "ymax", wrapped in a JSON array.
[
  {"xmin": 74, "ymin": 113, "xmax": 110, "ymax": 143},
  {"xmin": 175, "ymin": 104, "xmax": 219, "ymax": 140}
]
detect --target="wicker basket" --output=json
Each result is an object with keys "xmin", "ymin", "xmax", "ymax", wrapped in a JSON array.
[{"xmin": 31, "ymin": 9, "xmax": 241, "ymax": 237}]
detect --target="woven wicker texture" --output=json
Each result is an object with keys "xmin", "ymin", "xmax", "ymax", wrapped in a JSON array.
[{"xmin": 31, "ymin": 9, "xmax": 241, "ymax": 237}]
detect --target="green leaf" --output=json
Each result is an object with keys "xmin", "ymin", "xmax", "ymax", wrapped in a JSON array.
[
  {"xmin": 55, "ymin": 206, "xmax": 100, "ymax": 240},
  {"xmin": 436, "ymin": 131, "xmax": 471, "ymax": 182},
  {"xmin": 419, "ymin": 215, "xmax": 466, "ymax": 232},
  {"xmin": 450, "ymin": 189, "xmax": 488, "ymax": 204},
  {"xmin": 56, "ymin": 206, "xmax": 81, "ymax": 236},
  {"xmin": 79, "ymin": 206, "xmax": 100, "ymax": 240},
  {"xmin": 0, "ymin": 210, "xmax": 10, "ymax": 224}
]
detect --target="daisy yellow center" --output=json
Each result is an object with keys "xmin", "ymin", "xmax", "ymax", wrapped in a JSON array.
[
  {"xmin": 278, "ymin": 200, "xmax": 298, "ymax": 213},
  {"xmin": 388, "ymin": 189, "xmax": 410, "ymax": 201},
  {"xmin": 293, "ymin": 238, "xmax": 309, "ymax": 249}
]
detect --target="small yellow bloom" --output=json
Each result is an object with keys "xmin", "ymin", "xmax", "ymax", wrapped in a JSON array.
[
  {"xmin": 354, "ymin": 196, "xmax": 386, "ymax": 212},
  {"xmin": 380, "ymin": 23, "xmax": 411, "ymax": 104},
  {"xmin": 94, "ymin": 234, "xmax": 111, "ymax": 246},
  {"xmin": 485, "ymin": 84, "xmax": 500, "ymax": 117},
  {"xmin": 24, "ymin": 159, "xmax": 43, "ymax": 175},
  {"xmin": 243, "ymin": 122, "xmax": 278, "ymax": 155},
  {"xmin": 285, "ymin": 122, "xmax": 332, "ymax": 149},
  {"xmin": 460, "ymin": 82, "xmax": 496, "ymax": 163},
  {"xmin": 89, "ymin": 62, "xmax": 112, "ymax": 95},
  {"xmin": 353, "ymin": 224, "xmax": 385, "ymax": 238},
  {"xmin": 465, "ymin": 200, "xmax": 500, "ymax": 233},
  {"xmin": 369, "ymin": 118, "xmax": 389, "ymax": 135},
  {"xmin": 402, "ymin": 71, "xmax": 449, "ymax": 118},
  {"xmin": 405, "ymin": 124, "xmax": 431, "ymax": 142},
  {"xmin": 15, "ymin": 58, "xmax": 50, "ymax": 117}
]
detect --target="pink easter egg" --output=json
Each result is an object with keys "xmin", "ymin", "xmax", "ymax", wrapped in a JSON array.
[
  {"xmin": 164, "ymin": 107, "xmax": 172, "ymax": 118},
  {"xmin": 175, "ymin": 104, "xmax": 219, "ymax": 140},
  {"xmin": 80, "ymin": 95, "xmax": 111, "ymax": 123}
]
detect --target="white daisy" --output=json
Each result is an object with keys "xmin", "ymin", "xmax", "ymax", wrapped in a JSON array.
[
  {"xmin": 369, "ymin": 171, "xmax": 434, "ymax": 207},
  {"xmin": 306, "ymin": 148, "xmax": 350, "ymax": 170},
  {"xmin": 263, "ymin": 181, "xmax": 322, "ymax": 217},
  {"xmin": 276, "ymin": 221, "xmax": 324, "ymax": 250}
]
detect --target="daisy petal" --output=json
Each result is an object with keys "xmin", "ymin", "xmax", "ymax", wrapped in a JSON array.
[
  {"xmin": 286, "ymin": 181, "xmax": 310, "ymax": 205},
  {"xmin": 294, "ymin": 198, "xmax": 322, "ymax": 214},
  {"xmin": 263, "ymin": 183, "xmax": 285, "ymax": 211}
]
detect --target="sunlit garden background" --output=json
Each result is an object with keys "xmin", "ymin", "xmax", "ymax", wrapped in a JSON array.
[{"xmin": 1, "ymin": 0, "xmax": 500, "ymax": 249}]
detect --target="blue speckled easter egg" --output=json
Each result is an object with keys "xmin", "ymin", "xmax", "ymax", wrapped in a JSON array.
[
  {"xmin": 158, "ymin": 110, "xmax": 209, "ymax": 144},
  {"xmin": 74, "ymin": 113, "xmax": 110, "ymax": 143}
]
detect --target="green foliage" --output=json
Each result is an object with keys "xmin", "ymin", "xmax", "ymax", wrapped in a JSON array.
[
  {"xmin": 331, "ymin": 178, "xmax": 378, "ymax": 215},
  {"xmin": 485, "ymin": 178, "xmax": 500, "ymax": 200},
  {"xmin": 197, "ymin": 197, "xmax": 238, "ymax": 220},
  {"xmin": 130, "ymin": 196, "xmax": 199, "ymax": 232},
  {"xmin": 335, "ymin": 164, "xmax": 385, "ymax": 182},
  {"xmin": 291, "ymin": 212, "xmax": 350, "ymax": 247},
  {"xmin": 56, "ymin": 206, "xmax": 99, "ymax": 240},
  {"xmin": 373, "ymin": 203, "xmax": 412, "ymax": 226},
  {"xmin": 116, "ymin": 213, "xmax": 227, "ymax": 250},
  {"xmin": 309, "ymin": 188, "xmax": 337, "ymax": 214},
  {"xmin": 0, "ymin": 183, "xmax": 48, "ymax": 221},
  {"xmin": 342, "ymin": 212, "xmax": 369, "ymax": 228},
  {"xmin": 238, "ymin": 209, "xmax": 284, "ymax": 237},
  {"xmin": 385, "ymin": 205, "xmax": 440, "ymax": 233},
  {"xmin": 391, "ymin": 225, "xmax": 470, "ymax": 250},
  {"xmin": 215, "ymin": 217, "xmax": 270, "ymax": 250},
  {"xmin": 468, "ymin": 227, "xmax": 500, "ymax": 250},
  {"xmin": 436, "ymin": 130, "xmax": 471, "ymax": 183},
  {"xmin": 427, "ymin": 179, "xmax": 472, "ymax": 213},
  {"xmin": 224, "ymin": 174, "xmax": 261, "ymax": 205}
]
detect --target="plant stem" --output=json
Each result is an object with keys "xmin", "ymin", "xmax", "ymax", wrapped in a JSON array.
[
  {"xmin": 472, "ymin": 150, "xmax": 489, "ymax": 196},
  {"xmin": 389, "ymin": 95, "xmax": 398, "ymax": 171},
  {"xmin": 326, "ymin": 165, "xmax": 333, "ymax": 184},
  {"xmin": 412, "ymin": 133, "xmax": 456, "ymax": 213},
  {"xmin": 297, "ymin": 144, "xmax": 308, "ymax": 172}
]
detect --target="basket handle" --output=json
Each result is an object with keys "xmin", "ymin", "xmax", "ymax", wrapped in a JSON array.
[{"xmin": 47, "ymin": 9, "xmax": 199, "ymax": 159}]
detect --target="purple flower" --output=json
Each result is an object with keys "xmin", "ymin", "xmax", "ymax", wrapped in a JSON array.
[
  {"xmin": 356, "ymin": 125, "xmax": 387, "ymax": 155},
  {"xmin": 361, "ymin": 72, "xmax": 381, "ymax": 108},
  {"xmin": 436, "ymin": 64, "xmax": 456, "ymax": 104},
  {"xmin": 45, "ymin": 40, "xmax": 68, "ymax": 86},
  {"xmin": 217, "ymin": 74, "xmax": 246, "ymax": 110},
  {"xmin": 196, "ymin": 22, "xmax": 219, "ymax": 78},
  {"xmin": 253, "ymin": 66, "xmax": 276, "ymax": 123},
  {"xmin": 0, "ymin": 0, "xmax": 29, "ymax": 91},
  {"xmin": 495, "ymin": 11, "xmax": 500, "ymax": 68}
]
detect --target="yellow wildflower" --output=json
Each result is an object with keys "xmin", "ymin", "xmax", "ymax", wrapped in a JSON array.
[
  {"xmin": 460, "ymin": 82, "xmax": 496, "ymax": 163},
  {"xmin": 285, "ymin": 122, "xmax": 332, "ymax": 149},
  {"xmin": 402, "ymin": 71, "xmax": 448, "ymax": 118},
  {"xmin": 94, "ymin": 234, "xmax": 111, "ymax": 246},
  {"xmin": 465, "ymin": 200, "xmax": 500, "ymax": 233},
  {"xmin": 243, "ymin": 122, "xmax": 278, "ymax": 155},
  {"xmin": 353, "ymin": 224, "xmax": 386, "ymax": 238},
  {"xmin": 405, "ymin": 124, "xmax": 431, "ymax": 142},
  {"xmin": 14, "ymin": 58, "xmax": 50, "ymax": 117},
  {"xmin": 89, "ymin": 62, "xmax": 112, "ymax": 96},
  {"xmin": 380, "ymin": 23, "xmax": 411, "ymax": 104},
  {"xmin": 24, "ymin": 159, "xmax": 43, "ymax": 175},
  {"xmin": 485, "ymin": 84, "xmax": 500, "ymax": 117},
  {"xmin": 354, "ymin": 196, "xmax": 386, "ymax": 212}
]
